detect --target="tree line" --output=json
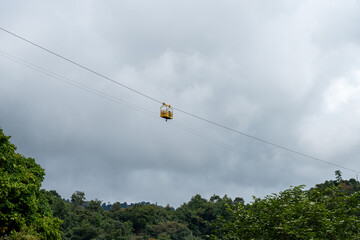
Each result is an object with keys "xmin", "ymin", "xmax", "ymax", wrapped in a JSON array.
[{"xmin": 1, "ymin": 127, "xmax": 360, "ymax": 239}]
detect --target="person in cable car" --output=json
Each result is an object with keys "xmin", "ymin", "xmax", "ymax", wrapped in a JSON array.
[{"xmin": 160, "ymin": 103, "xmax": 173, "ymax": 121}]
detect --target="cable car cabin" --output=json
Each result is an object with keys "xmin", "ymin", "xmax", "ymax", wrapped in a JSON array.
[{"xmin": 160, "ymin": 103, "xmax": 173, "ymax": 120}]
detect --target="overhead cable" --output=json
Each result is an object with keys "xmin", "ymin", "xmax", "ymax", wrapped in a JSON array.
[
  {"xmin": 0, "ymin": 50, "xmax": 158, "ymax": 118},
  {"xmin": 0, "ymin": 50, "xmax": 317, "ymax": 182},
  {"xmin": 0, "ymin": 26, "xmax": 162, "ymax": 105},
  {"xmin": 1, "ymin": 26, "xmax": 359, "ymax": 174},
  {"xmin": 173, "ymin": 108, "xmax": 360, "ymax": 174}
]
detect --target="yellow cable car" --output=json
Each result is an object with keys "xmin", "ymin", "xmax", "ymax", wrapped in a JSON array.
[{"xmin": 160, "ymin": 102, "xmax": 173, "ymax": 120}]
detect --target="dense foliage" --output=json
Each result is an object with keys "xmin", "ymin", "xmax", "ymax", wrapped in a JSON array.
[
  {"xmin": 211, "ymin": 185, "xmax": 360, "ymax": 239},
  {"xmin": 45, "ymin": 178, "xmax": 360, "ymax": 240},
  {"xmin": 45, "ymin": 191, "xmax": 236, "ymax": 240},
  {"xmin": 0, "ymin": 128, "xmax": 62, "ymax": 239},
  {"xmin": 1, "ymin": 127, "xmax": 360, "ymax": 239}
]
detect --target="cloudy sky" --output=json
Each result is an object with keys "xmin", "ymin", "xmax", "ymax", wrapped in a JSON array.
[{"xmin": 1, "ymin": 0, "xmax": 360, "ymax": 207}]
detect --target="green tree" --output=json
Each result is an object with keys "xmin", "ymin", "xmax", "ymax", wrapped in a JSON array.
[
  {"xmin": 0, "ymin": 128, "xmax": 61, "ymax": 239},
  {"xmin": 71, "ymin": 191, "xmax": 86, "ymax": 206},
  {"xmin": 335, "ymin": 170, "xmax": 342, "ymax": 182},
  {"xmin": 313, "ymin": 170, "xmax": 360, "ymax": 195},
  {"xmin": 212, "ymin": 185, "xmax": 360, "ymax": 239},
  {"xmin": 45, "ymin": 190, "xmax": 135, "ymax": 240},
  {"xmin": 175, "ymin": 194, "xmax": 236, "ymax": 238},
  {"xmin": 152, "ymin": 221, "xmax": 198, "ymax": 240},
  {"xmin": 117, "ymin": 204, "xmax": 172, "ymax": 234},
  {"xmin": 109, "ymin": 202, "xmax": 122, "ymax": 212}
]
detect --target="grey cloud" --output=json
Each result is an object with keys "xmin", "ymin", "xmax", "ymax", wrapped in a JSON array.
[{"xmin": 1, "ymin": 0, "xmax": 360, "ymax": 206}]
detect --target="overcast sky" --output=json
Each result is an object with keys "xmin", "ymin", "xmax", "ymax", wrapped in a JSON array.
[{"xmin": 1, "ymin": 0, "xmax": 360, "ymax": 207}]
